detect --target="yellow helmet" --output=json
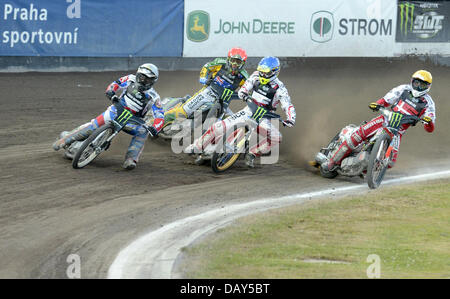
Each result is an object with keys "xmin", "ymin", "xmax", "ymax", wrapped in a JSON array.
[{"xmin": 411, "ymin": 70, "xmax": 432, "ymax": 97}]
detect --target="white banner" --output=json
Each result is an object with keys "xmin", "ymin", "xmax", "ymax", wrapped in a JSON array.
[{"xmin": 183, "ymin": 0, "xmax": 398, "ymax": 57}]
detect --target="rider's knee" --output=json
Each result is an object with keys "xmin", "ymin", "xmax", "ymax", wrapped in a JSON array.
[
  {"xmin": 212, "ymin": 120, "xmax": 225, "ymax": 135},
  {"xmin": 136, "ymin": 126, "xmax": 149, "ymax": 138}
]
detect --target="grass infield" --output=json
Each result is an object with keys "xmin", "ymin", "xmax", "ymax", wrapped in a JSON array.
[{"xmin": 180, "ymin": 179, "xmax": 450, "ymax": 278}]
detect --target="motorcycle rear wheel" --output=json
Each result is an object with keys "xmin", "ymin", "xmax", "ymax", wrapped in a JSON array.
[
  {"xmin": 72, "ymin": 124, "xmax": 114, "ymax": 169},
  {"xmin": 367, "ymin": 133, "xmax": 391, "ymax": 189}
]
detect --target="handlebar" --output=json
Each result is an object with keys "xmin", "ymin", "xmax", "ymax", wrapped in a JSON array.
[
  {"xmin": 245, "ymin": 99, "xmax": 288, "ymax": 125},
  {"xmin": 375, "ymin": 105, "xmax": 428, "ymax": 125}
]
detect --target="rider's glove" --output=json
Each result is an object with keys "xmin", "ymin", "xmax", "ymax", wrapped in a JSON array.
[
  {"xmin": 106, "ymin": 90, "xmax": 116, "ymax": 100},
  {"xmin": 369, "ymin": 102, "xmax": 380, "ymax": 111},
  {"xmin": 282, "ymin": 120, "xmax": 295, "ymax": 128},
  {"xmin": 147, "ymin": 126, "xmax": 158, "ymax": 138},
  {"xmin": 242, "ymin": 94, "xmax": 251, "ymax": 103},
  {"xmin": 422, "ymin": 116, "xmax": 432, "ymax": 124},
  {"xmin": 205, "ymin": 78, "xmax": 213, "ymax": 86},
  {"xmin": 110, "ymin": 95, "xmax": 119, "ymax": 103}
]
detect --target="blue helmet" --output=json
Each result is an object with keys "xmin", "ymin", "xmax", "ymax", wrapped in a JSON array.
[{"xmin": 257, "ymin": 56, "xmax": 280, "ymax": 85}]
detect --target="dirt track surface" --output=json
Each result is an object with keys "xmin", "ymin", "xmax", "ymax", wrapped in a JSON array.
[{"xmin": 1, "ymin": 59, "xmax": 449, "ymax": 278}]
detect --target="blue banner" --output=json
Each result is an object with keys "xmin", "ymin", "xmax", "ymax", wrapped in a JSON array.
[{"xmin": 0, "ymin": 0, "xmax": 184, "ymax": 57}]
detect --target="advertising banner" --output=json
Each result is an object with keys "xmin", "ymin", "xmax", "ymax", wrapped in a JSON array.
[
  {"xmin": 0, "ymin": 0, "xmax": 184, "ymax": 57},
  {"xmin": 183, "ymin": 0, "xmax": 397, "ymax": 57},
  {"xmin": 396, "ymin": 1, "xmax": 450, "ymax": 42}
]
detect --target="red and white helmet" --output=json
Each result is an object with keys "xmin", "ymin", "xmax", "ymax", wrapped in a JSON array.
[{"xmin": 227, "ymin": 47, "xmax": 247, "ymax": 74}]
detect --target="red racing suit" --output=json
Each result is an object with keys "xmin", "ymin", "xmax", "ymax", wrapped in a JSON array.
[{"xmin": 331, "ymin": 84, "xmax": 436, "ymax": 167}]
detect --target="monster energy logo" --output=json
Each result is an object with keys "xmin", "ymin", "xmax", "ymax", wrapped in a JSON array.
[
  {"xmin": 251, "ymin": 106, "xmax": 267, "ymax": 122},
  {"xmin": 389, "ymin": 112, "xmax": 403, "ymax": 128},
  {"xmin": 116, "ymin": 109, "xmax": 133, "ymax": 125},
  {"xmin": 221, "ymin": 88, "xmax": 234, "ymax": 103},
  {"xmin": 399, "ymin": 2, "xmax": 415, "ymax": 35}
]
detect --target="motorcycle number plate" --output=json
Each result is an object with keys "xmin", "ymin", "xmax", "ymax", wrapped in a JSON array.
[{"xmin": 252, "ymin": 92, "xmax": 270, "ymax": 105}]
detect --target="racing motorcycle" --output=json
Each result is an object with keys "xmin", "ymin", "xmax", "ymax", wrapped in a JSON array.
[
  {"xmin": 71, "ymin": 102, "xmax": 156, "ymax": 169},
  {"xmin": 208, "ymin": 100, "xmax": 284, "ymax": 173},
  {"xmin": 152, "ymin": 81, "xmax": 240, "ymax": 140},
  {"xmin": 310, "ymin": 106, "xmax": 425, "ymax": 189}
]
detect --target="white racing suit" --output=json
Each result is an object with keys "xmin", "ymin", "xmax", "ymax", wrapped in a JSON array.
[
  {"xmin": 53, "ymin": 74, "xmax": 164, "ymax": 164},
  {"xmin": 189, "ymin": 71, "xmax": 296, "ymax": 157}
]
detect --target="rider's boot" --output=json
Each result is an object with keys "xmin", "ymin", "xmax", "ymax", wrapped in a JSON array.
[
  {"xmin": 183, "ymin": 143, "xmax": 197, "ymax": 154},
  {"xmin": 123, "ymin": 158, "xmax": 137, "ymax": 170},
  {"xmin": 194, "ymin": 155, "xmax": 205, "ymax": 165},
  {"xmin": 63, "ymin": 141, "xmax": 82, "ymax": 160},
  {"xmin": 52, "ymin": 123, "xmax": 93, "ymax": 151},
  {"xmin": 321, "ymin": 140, "xmax": 353, "ymax": 172},
  {"xmin": 245, "ymin": 153, "xmax": 256, "ymax": 168}
]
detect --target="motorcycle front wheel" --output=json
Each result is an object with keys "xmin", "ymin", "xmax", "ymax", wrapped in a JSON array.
[
  {"xmin": 366, "ymin": 133, "xmax": 391, "ymax": 189},
  {"xmin": 211, "ymin": 125, "xmax": 247, "ymax": 173},
  {"xmin": 72, "ymin": 124, "xmax": 115, "ymax": 169}
]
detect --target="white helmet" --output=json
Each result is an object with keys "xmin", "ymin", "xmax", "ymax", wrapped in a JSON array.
[{"xmin": 136, "ymin": 63, "xmax": 159, "ymax": 91}]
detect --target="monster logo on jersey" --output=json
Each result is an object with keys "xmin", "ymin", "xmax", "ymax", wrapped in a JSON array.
[
  {"xmin": 251, "ymin": 107, "xmax": 268, "ymax": 122},
  {"xmin": 389, "ymin": 112, "xmax": 404, "ymax": 129},
  {"xmin": 221, "ymin": 88, "xmax": 234, "ymax": 103},
  {"xmin": 116, "ymin": 109, "xmax": 133, "ymax": 126}
]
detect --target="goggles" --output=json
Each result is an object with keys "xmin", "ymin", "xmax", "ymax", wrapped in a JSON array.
[
  {"xmin": 229, "ymin": 57, "xmax": 244, "ymax": 68},
  {"xmin": 412, "ymin": 78, "xmax": 430, "ymax": 92},
  {"xmin": 137, "ymin": 72, "xmax": 156, "ymax": 86},
  {"xmin": 257, "ymin": 65, "xmax": 274, "ymax": 79}
]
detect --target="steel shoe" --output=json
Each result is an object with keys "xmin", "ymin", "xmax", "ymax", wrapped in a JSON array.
[
  {"xmin": 123, "ymin": 158, "xmax": 137, "ymax": 170},
  {"xmin": 63, "ymin": 141, "xmax": 82, "ymax": 160},
  {"xmin": 320, "ymin": 160, "xmax": 337, "ymax": 173},
  {"xmin": 245, "ymin": 153, "xmax": 256, "ymax": 168},
  {"xmin": 183, "ymin": 143, "xmax": 198, "ymax": 154}
]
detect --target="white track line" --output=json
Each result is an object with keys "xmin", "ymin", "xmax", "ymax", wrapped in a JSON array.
[{"xmin": 107, "ymin": 169, "xmax": 450, "ymax": 279}]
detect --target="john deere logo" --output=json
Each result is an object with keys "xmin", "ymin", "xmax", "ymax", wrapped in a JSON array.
[
  {"xmin": 187, "ymin": 10, "xmax": 210, "ymax": 42},
  {"xmin": 310, "ymin": 11, "xmax": 334, "ymax": 43}
]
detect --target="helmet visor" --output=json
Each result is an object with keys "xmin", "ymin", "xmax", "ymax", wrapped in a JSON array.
[
  {"xmin": 137, "ymin": 72, "xmax": 156, "ymax": 87},
  {"xmin": 229, "ymin": 57, "xmax": 244, "ymax": 70},
  {"xmin": 412, "ymin": 78, "xmax": 430, "ymax": 92},
  {"xmin": 257, "ymin": 65, "xmax": 274, "ymax": 79}
]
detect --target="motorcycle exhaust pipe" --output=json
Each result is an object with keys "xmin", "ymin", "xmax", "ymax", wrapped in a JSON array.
[{"xmin": 315, "ymin": 152, "xmax": 328, "ymax": 165}]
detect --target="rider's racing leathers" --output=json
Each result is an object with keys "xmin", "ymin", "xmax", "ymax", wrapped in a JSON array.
[
  {"xmin": 164, "ymin": 58, "xmax": 248, "ymax": 124},
  {"xmin": 327, "ymin": 84, "xmax": 436, "ymax": 169},
  {"xmin": 53, "ymin": 74, "xmax": 164, "ymax": 163},
  {"xmin": 188, "ymin": 70, "xmax": 296, "ymax": 157}
]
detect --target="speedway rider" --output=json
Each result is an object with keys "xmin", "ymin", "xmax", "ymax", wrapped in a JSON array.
[
  {"xmin": 185, "ymin": 56, "xmax": 296, "ymax": 168},
  {"xmin": 321, "ymin": 70, "xmax": 436, "ymax": 172},
  {"xmin": 163, "ymin": 47, "xmax": 249, "ymax": 125},
  {"xmin": 52, "ymin": 63, "xmax": 164, "ymax": 170}
]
